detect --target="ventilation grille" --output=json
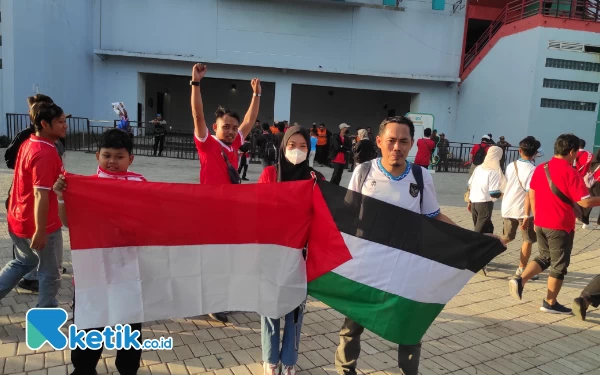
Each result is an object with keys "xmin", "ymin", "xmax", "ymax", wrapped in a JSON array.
[
  {"xmin": 541, "ymin": 98, "xmax": 597, "ymax": 112},
  {"xmin": 543, "ymin": 79, "xmax": 599, "ymax": 92},
  {"xmin": 548, "ymin": 40, "xmax": 600, "ymax": 55},
  {"xmin": 546, "ymin": 58, "xmax": 600, "ymax": 72}
]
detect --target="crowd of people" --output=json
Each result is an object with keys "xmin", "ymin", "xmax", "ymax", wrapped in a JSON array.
[{"xmin": 0, "ymin": 62, "xmax": 599, "ymax": 375}]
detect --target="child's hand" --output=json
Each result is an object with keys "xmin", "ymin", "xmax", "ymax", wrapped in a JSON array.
[{"xmin": 53, "ymin": 175, "xmax": 67, "ymax": 199}]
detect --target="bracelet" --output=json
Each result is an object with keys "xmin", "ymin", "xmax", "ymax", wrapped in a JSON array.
[
  {"xmin": 58, "ymin": 199, "xmax": 64, "ymax": 204},
  {"xmin": 253, "ymin": 93, "xmax": 261, "ymax": 97}
]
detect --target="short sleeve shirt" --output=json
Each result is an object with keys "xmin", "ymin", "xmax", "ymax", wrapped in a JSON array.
[
  {"xmin": 501, "ymin": 159, "xmax": 536, "ymax": 218},
  {"xmin": 530, "ymin": 157, "xmax": 590, "ymax": 232},
  {"xmin": 8, "ymin": 135, "xmax": 64, "ymax": 238},
  {"xmin": 194, "ymin": 130, "xmax": 243, "ymax": 185},
  {"xmin": 415, "ymin": 138, "xmax": 435, "ymax": 166},
  {"xmin": 348, "ymin": 158, "xmax": 441, "ymax": 217},
  {"xmin": 468, "ymin": 166, "xmax": 502, "ymax": 203}
]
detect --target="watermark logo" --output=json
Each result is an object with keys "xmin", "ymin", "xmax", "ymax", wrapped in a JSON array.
[{"xmin": 26, "ymin": 308, "xmax": 173, "ymax": 350}]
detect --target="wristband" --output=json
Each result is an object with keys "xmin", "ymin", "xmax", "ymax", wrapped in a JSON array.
[
  {"xmin": 58, "ymin": 199, "xmax": 64, "ymax": 204},
  {"xmin": 190, "ymin": 81, "xmax": 200, "ymax": 86},
  {"xmin": 253, "ymin": 93, "xmax": 261, "ymax": 97}
]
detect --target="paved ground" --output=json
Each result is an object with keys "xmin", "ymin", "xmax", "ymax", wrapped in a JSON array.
[{"xmin": 2, "ymin": 151, "xmax": 600, "ymax": 375}]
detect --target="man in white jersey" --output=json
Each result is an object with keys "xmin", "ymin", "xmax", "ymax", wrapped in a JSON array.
[
  {"xmin": 501, "ymin": 136, "xmax": 541, "ymax": 280},
  {"xmin": 336, "ymin": 116, "xmax": 456, "ymax": 375}
]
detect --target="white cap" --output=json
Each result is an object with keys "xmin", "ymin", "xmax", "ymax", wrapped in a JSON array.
[
  {"xmin": 339, "ymin": 123, "xmax": 350, "ymax": 130},
  {"xmin": 482, "ymin": 134, "xmax": 490, "ymax": 139}
]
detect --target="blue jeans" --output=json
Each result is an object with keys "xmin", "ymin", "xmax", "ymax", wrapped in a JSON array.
[
  {"xmin": 0, "ymin": 230, "xmax": 63, "ymax": 307},
  {"xmin": 262, "ymin": 303, "xmax": 305, "ymax": 367}
]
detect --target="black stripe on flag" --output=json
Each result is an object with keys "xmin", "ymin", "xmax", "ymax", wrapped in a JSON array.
[{"xmin": 317, "ymin": 180, "xmax": 505, "ymax": 273}]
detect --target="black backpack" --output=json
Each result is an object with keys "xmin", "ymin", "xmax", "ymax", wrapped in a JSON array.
[
  {"xmin": 264, "ymin": 135, "xmax": 277, "ymax": 162},
  {"xmin": 5, "ymin": 127, "xmax": 34, "ymax": 169},
  {"xmin": 472, "ymin": 144, "xmax": 489, "ymax": 166}
]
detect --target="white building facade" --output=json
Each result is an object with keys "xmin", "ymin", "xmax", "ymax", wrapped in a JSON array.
[{"xmin": 0, "ymin": 0, "xmax": 464, "ymax": 135}]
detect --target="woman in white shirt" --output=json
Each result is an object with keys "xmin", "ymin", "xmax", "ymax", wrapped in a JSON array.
[
  {"xmin": 501, "ymin": 136, "xmax": 541, "ymax": 279},
  {"xmin": 467, "ymin": 146, "xmax": 507, "ymax": 234}
]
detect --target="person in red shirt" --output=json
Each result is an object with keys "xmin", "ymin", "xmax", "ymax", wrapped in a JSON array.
[
  {"xmin": 414, "ymin": 128, "xmax": 435, "ymax": 168},
  {"xmin": 190, "ymin": 63, "xmax": 261, "ymax": 186},
  {"xmin": 190, "ymin": 64, "xmax": 260, "ymax": 323},
  {"xmin": 509, "ymin": 134, "xmax": 600, "ymax": 314},
  {"xmin": 575, "ymin": 139, "xmax": 593, "ymax": 177},
  {"xmin": 0, "ymin": 98, "xmax": 67, "ymax": 308},
  {"xmin": 468, "ymin": 135, "xmax": 492, "ymax": 176},
  {"xmin": 329, "ymin": 123, "xmax": 352, "ymax": 185}
]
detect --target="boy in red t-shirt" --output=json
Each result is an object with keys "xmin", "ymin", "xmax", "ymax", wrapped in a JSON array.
[
  {"xmin": 509, "ymin": 134, "xmax": 600, "ymax": 315},
  {"xmin": 189, "ymin": 63, "xmax": 261, "ymax": 322},
  {"xmin": 54, "ymin": 129, "xmax": 144, "ymax": 375},
  {"xmin": 575, "ymin": 139, "xmax": 593, "ymax": 177},
  {"xmin": 0, "ymin": 99, "xmax": 67, "ymax": 308}
]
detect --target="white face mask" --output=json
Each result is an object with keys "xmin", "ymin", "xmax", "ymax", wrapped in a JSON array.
[{"xmin": 285, "ymin": 148, "xmax": 308, "ymax": 165}]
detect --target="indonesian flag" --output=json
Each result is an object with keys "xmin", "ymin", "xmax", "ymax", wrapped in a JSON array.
[
  {"xmin": 65, "ymin": 176, "xmax": 347, "ymax": 329},
  {"xmin": 307, "ymin": 181, "xmax": 505, "ymax": 345},
  {"xmin": 65, "ymin": 176, "xmax": 504, "ymax": 342}
]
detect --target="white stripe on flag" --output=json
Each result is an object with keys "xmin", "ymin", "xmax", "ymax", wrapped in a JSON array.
[
  {"xmin": 72, "ymin": 244, "xmax": 306, "ymax": 329},
  {"xmin": 333, "ymin": 233, "xmax": 474, "ymax": 305}
]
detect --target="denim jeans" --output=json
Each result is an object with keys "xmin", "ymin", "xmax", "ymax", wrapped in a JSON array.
[
  {"xmin": 261, "ymin": 303, "xmax": 305, "ymax": 367},
  {"xmin": 0, "ymin": 230, "xmax": 63, "ymax": 307}
]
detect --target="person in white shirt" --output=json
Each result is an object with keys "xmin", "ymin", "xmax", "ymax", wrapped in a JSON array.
[
  {"xmin": 338, "ymin": 116, "xmax": 456, "ymax": 375},
  {"xmin": 501, "ymin": 136, "xmax": 541, "ymax": 279},
  {"xmin": 468, "ymin": 146, "xmax": 506, "ymax": 234}
]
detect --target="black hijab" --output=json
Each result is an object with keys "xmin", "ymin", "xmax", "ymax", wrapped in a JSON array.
[{"xmin": 277, "ymin": 125, "xmax": 319, "ymax": 182}]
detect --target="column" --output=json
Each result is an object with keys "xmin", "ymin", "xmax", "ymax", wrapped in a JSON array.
[{"xmin": 274, "ymin": 79, "xmax": 292, "ymax": 122}]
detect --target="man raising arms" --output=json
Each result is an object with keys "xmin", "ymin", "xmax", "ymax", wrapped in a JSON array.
[
  {"xmin": 190, "ymin": 64, "xmax": 261, "ymax": 323},
  {"xmin": 190, "ymin": 63, "xmax": 261, "ymax": 185}
]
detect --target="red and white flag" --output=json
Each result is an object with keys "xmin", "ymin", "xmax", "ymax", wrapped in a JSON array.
[{"xmin": 64, "ymin": 176, "xmax": 334, "ymax": 329}]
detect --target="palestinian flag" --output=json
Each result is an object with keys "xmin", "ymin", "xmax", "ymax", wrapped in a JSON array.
[
  {"xmin": 306, "ymin": 181, "xmax": 505, "ymax": 346},
  {"xmin": 64, "ymin": 176, "xmax": 352, "ymax": 329}
]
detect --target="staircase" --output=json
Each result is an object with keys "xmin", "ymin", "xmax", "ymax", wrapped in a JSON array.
[{"xmin": 461, "ymin": 0, "xmax": 600, "ymax": 76}]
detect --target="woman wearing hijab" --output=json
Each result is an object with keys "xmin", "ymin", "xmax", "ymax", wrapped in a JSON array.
[
  {"xmin": 353, "ymin": 128, "xmax": 377, "ymax": 165},
  {"xmin": 467, "ymin": 146, "xmax": 507, "ymax": 234},
  {"xmin": 257, "ymin": 126, "xmax": 324, "ymax": 375}
]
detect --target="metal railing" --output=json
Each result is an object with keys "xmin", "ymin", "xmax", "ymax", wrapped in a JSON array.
[
  {"xmin": 462, "ymin": 0, "xmax": 600, "ymax": 72},
  {"xmin": 435, "ymin": 142, "xmax": 520, "ymax": 173}
]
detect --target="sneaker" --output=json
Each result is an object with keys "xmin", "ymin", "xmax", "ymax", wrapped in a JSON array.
[
  {"xmin": 282, "ymin": 365, "xmax": 296, "ymax": 375},
  {"xmin": 540, "ymin": 300, "xmax": 572, "ymax": 315},
  {"xmin": 515, "ymin": 267, "xmax": 539, "ymax": 281},
  {"xmin": 509, "ymin": 278, "xmax": 523, "ymax": 301},
  {"xmin": 242, "ymin": 177, "xmax": 249, "ymax": 181},
  {"xmin": 17, "ymin": 279, "xmax": 39, "ymax": 293},
  {"xmin": 263, "ymin": 362, "xmax": 279, "ymax": 375},
  {"xmin": 582, "ymin": 224, "xmax": 595, "ymax": 230},
  {"xmin": 208, "ymin": 312, "xmax": 228, "ymax": 323},
  {"xmin": 573, "ymin": 297, "xmax": 587, "ymax": 321}
]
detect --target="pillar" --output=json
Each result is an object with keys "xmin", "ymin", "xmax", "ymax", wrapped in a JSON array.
[{"xmin": 274, "ymin": 79, "xmax": 292, "ymax": 123}]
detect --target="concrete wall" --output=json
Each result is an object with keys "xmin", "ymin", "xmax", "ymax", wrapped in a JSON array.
[
  {"xmin": 3, "ymin": 0, "xmax": 94, "ymax": 119},
  {"xmin": 457, "ymin": 27, "xmax": 600, "ymax": 160},
  {"xmin": 91, "ymin": 56, "xmax": 458, "ymax": 138},
  {"xmin": 97, "ymin": 0, "xmax": 465, "ymax": 80}
]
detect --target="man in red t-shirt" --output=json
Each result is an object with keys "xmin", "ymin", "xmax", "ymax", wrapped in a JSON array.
[
  {"xmin": 190, "ymin": 64, "xmax": 261, "ymax": 323},
  {"xmin": 509, "ymin": 134, "xmax": 600, "ymax": 315},
  {"xmin": 414, "ymin": 128, "xmax": 435, "ymax": 168},
  {"xmin": 190, "ymin": 63, "xmax": 261, "ymax": 186},
  {"xmin": 575, "ymin": 139, "xmax": 593, "ymax": 178},
  {"xmin": 0, "ymin": 99, "xmax": 67, "ymax": 308}
]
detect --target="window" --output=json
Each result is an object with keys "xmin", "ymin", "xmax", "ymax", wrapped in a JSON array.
[
  {"xmin": 541, "ymin": 98, "xmax": 596, "ymax": 112},
  {"xmin": 543, "ymin": 79, "xmax": 599, "ymax": 92},
  {"xmin": 548, "ymin": 41, "xmax": 600, "ymax": 55},
  {"xmin": 584, "ymin": 45, "xmax": 600, "ymax": 54},
  {"xmin": 545, "ymin": 58, "xmax": 600, "ymax": 72}
]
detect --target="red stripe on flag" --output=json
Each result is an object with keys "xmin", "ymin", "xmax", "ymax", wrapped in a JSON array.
[
  {"xmin": 64, "ymin": 175, "xmax": 313, "ymax": 250},
  {"xmin": 306, "ymin": 185, "xmax": 352, "ymax": 282}
]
